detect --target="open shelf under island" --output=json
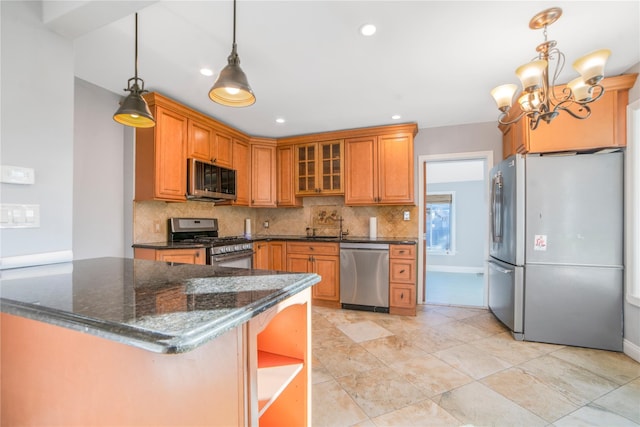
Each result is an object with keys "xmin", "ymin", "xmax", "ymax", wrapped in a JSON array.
[{"xmin": 0, "ymin": 257, "xmax": 319, "ymax": 426}]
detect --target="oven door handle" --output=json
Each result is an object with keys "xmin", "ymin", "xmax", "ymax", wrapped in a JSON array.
[{"xmin": 210, "ymin": 250, "xmax": 254, "ymax": 263}]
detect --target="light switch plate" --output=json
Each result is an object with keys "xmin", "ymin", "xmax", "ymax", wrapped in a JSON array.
[
  {"xmin": 0, "ymin": 204, "xmax": 40, "ymax": 228},
  {"xmin": 1, "ymin": 165, "xmax": 35, "ymax": 184},
  {"xmin": 403, "ymin": 211, "xmax": 410, "ymax": 221}
]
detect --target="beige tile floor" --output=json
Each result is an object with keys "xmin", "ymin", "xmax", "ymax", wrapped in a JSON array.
[{"xmin": 312, "ymin": 304, "xmax": 640, "ymax": 427}]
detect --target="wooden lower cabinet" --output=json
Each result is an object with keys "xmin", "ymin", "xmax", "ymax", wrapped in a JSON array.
[
  {"xmin": 389, "ymin": 244, "xmax": 417, "ymax": 316},
  {"xmin": 286, "ymin": 242, "xmax": 340, "ymax": 308},
  {"xmin": 1, "ymin": 287, "xmax": 312, "ymax": 426},
  {"xmin": 254, "ymin": 241, "xmax": 286, "ymax": 270},
  {"xmin": 247, "ymin": 288, "xmax": 311, "ymax": 426},
  {"xmin": 134, "ymin": 247, "xmax": 206, "ymax": 265}
]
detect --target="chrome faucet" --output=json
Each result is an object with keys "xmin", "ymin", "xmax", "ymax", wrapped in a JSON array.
[{"xmin": 338, "ymin": 217, "xmax": 349, "ymax": 240}]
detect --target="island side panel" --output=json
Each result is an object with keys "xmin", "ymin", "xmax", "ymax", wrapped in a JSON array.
[{"xmin": 1, "ymin": 313, "xmax": 245, "ymax": 426}]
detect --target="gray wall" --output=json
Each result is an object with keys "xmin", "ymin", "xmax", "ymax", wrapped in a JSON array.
[
  {"xmin": 1, "ymin": 1, "xmax": 74, "ymax": 264},
  {"xmin": 414, "ymin": 121, "xmax": 503, "ymax": 165},
  {"xmin": 73, "ymin": 78, "xmax": 129, "ymax": 259},
  {"xmin": 427, "ymin": 180, "xmax": 486, "ymax": 269}
]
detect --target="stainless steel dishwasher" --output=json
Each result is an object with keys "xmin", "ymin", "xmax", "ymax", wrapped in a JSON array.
[{"xmin": 340, "ymin": 242, "xmax": 389, "ymax": 312}]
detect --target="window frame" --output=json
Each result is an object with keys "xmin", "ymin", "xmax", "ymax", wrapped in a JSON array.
[{"xmin": 425, "ymin": 191, "xmax": 456, "ymax": 255}]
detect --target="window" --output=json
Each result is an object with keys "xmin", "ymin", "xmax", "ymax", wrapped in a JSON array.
[{"xmin": 426, "ymin": 193, "xmax": 454, "ymax": 254}]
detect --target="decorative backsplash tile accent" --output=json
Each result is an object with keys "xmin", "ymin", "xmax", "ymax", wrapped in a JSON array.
[{"xmin": 133, "ymin": 196, "xmax": 418, "ymax": 243}]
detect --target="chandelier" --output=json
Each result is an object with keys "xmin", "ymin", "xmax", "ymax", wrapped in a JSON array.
[{"xmin": 491, "ymin": 7, "xmax": 610, "ymax": 130}]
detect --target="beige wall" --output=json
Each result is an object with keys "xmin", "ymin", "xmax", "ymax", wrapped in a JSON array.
[{"xmin": 134, "ymin": 197, "xmax": 418, "ymax": 243}]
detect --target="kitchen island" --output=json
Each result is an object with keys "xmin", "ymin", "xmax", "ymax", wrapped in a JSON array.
[{"xmin": 0, "ymin": 257, "xmax": 319, "ymax": 426}]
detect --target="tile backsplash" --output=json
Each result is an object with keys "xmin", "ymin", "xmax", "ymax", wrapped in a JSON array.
[{"xmin": 134, "ymin": 196, "xmax": 418, "ymax": 243}]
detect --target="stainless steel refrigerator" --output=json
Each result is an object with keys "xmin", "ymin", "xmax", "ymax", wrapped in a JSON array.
[{"xmin": 488, "ymin": 151, "xmax": 623, "ymax": 351}]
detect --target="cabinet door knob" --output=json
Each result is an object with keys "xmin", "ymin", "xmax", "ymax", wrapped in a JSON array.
[
  {"xmin": 400, "ymin": 269, "xmax": 406, "ymax": 274},
  {"xmin": 400, "ymin": 292, "xmax": 404, "ymax": 299}
]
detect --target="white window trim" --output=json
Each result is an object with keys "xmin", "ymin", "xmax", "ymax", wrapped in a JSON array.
[{"xmin": 626, "ymin": 99, "xmax": 640, "ymax": 307}]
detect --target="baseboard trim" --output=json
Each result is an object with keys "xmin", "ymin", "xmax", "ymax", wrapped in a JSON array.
[
  {"xmin": 0, "ymin": 250, "xmax": 73, "ymax": 270},
  {"xmin": 623, "ymin": 338, "xmax": 640, "ymax": 362},
  {"xmin": 426, "ymin": 265, "xmax": 484, "ymax": 274}
]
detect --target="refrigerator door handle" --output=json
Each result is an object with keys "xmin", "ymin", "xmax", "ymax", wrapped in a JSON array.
[
  {"xmin": 491, "ymin": 172, "xmax": 503, "ymax": 243},
  {"xmin": 493, "ymin": 265, "xmax": 512, "ymax": 274}
]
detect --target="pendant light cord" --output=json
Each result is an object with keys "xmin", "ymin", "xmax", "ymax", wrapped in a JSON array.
[
  {"xmin": 232, "ymin": 0, "xmax": 237, "ymax": 48},
  {"xmin": 134, "ymin": 13, "xmax": 139, "ymax": 81}
]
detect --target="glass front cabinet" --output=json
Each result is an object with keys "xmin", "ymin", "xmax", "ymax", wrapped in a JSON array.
[{"xmin": 295, "ymin": 140, "xmax": 344, "ymax": 196}]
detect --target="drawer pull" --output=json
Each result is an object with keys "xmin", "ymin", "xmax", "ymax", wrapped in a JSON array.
[
  {"xmin": 400, "ymin": 292, "xmax": 404, "ymax": 299},
  {"xmin": 400, "ymin": 269, "xmax": 406, "ymax": 274}
]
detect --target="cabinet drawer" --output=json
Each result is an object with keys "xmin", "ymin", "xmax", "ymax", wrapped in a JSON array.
[
  {"xmin": 286, "ymin": 242, "xmax": 339, "ymax": 256},
  {"xmin": 390, "ymin": 283, "xmax": 415, "ymax": 309},
  {"xmin": 390, "ymin": 259, "xmax": 416, "ymax": 283},
  {"xmin": 390, "ymin": 244, "xmax": 415, "ymax": 259}
]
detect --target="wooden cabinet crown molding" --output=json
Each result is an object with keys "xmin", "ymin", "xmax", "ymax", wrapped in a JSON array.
[
  {"xmin": 277, "ymin": 123, "xmax": 418, "ymax": 146},
  {"xmin": 143, "ymin": 92, "xmax": 251, "ymax": 141}
]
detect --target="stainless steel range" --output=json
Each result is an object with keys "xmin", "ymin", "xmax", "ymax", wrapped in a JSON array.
[{"xmin": 168, "ymin": 218, "xmax": 253, "ymax": 268}]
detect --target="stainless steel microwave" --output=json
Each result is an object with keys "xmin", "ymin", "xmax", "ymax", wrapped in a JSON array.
[{"xmin": 187, "ymin": 158, "xmax": 237, "ymax": 201}]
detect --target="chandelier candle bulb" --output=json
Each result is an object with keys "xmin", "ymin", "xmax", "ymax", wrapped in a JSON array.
[
  {"xmin": 568, "ymin": 78, "xmax": 592, "ymax": 102},
  {"xmin": 515, "ymin": 59, "xmax": 547, "ymax": 91},
  {"xmin": 491, "ymin": 84, "xmax": 518, "ymax": 111},
  {"xmin": 573, "ymin": 49, "xmax": 611, "ymax": 84}
]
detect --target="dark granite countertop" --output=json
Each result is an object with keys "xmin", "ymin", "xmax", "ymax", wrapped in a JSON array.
[
  {"xmin": 133, "ymin": 236, "xmax": 417, "ymax": 249},
  {"xmin": 0, "ymin": 257, "xmax": 319, "ymax": 354}
]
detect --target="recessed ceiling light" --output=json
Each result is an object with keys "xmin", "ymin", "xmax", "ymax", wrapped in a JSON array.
[
  {"xmin": 391, "ymin": 114, "xmax": 401, "ymax": 120},
  {"xmin": 275, "ymin": 118, "xmax": 286, "ymax": 124},
  {"xmin": 360, "ymin": 24, "xmax": 376, "ymax": 36},
  {"xmin": 200, "ymin": 68, "xmax": 214, "ymax": 77}
]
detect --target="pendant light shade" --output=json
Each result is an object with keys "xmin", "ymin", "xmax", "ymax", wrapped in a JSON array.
[
  {"xmin": 208, "ymin": 0, "xmax": 255, "ymax": 107},
  {"xmin": 113, "ymin": 13, "xmax": 155, "ymax": 128}
]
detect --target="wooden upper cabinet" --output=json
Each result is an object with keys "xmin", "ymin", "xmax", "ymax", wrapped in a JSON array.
[
  {"xmin": 135, "ymin": 97, "xmax": 188, "ymax": 202},
  {"xmin": 344, "ymin": 129, "xmax": 415, "ymax": 206},
  {"xmin": 377, "ymin": 133, "xmax": 414, "ymax": 204},
  {"xmin": 276, "ymin": 145, "xmax": 302, "ymax": 207},
  {"xmin": 251, "ymin": 139, "xmax": 277, "ymax": 207},
  {"xmin": 187, "ymin": 118, "xmax": 214, "ymax": 161},
  {"xmin": 187, "ymin": 118, "xmax": 233, "ymax": 168},
  {"xmin": 344, "ymin": 135, "xmax": 377, "ymax": 204},
  {"xmin": 213, "ymin": 131, "xmax": 233, "ymax": 168},
  {"xmin": 232, "ymin": 137, "xmax": 251, "ymax": 206},
  {"xmin": 294, "ymin": 140, "xmax": 343, "ymax": 196},
  {"xmin": 500, "ymin": 74, "xmax": 638, "ymax": 158}
]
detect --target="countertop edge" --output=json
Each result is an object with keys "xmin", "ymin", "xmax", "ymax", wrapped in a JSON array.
[{"xmin": 1, "ymin": 273, "xmax": 321, "ymax": 354}]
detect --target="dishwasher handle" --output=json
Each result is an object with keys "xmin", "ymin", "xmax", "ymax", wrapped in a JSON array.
[{"xmin": 339, "ymin": 242, "xmax": 389, "ymax": 251}]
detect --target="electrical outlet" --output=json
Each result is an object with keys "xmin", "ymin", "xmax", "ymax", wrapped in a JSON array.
[
  {"xmin": 153, "ymin": 220, "xmax": 161, "ymax": 233},
  {"xmin": 403, "ymin": 211, "xmax": 410, "ymax": 221},
  {"xmin": 263, "ymin": 220, "xmax": 269, "ymax": 229}
]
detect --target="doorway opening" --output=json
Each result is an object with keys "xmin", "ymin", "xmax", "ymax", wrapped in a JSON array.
[{"xmin": 417, "ymin": 152, "xmax": 493, "ymax": 307}]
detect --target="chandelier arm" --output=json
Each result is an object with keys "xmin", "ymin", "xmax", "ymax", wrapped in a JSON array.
[
  {"xmin": 529, "ymin": 113, "xmax": 542, "ymax": 131},
  {"xmin": 586, "ymin": 84, "xmax": 606, "ymax": 104},
  {"xmin": 497, "ymin": 110, "xmax": 528, "ymax": 126},
  {"xmin": 555, "ymin": 102, "xmax": 592, "ymax": 120}
]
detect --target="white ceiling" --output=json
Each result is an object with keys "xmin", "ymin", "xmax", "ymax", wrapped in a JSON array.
[{"xmin": 54, "ymin": 1, "xmax": 640, "ymax": 138}]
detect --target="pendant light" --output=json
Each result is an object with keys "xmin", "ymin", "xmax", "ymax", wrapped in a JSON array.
[
  {"xmin": 113, "ymin": 13, "xmax": 155, "ymax": 128},
  {"xmin": 208, "ymin": 0, "xmax": 256, "ymax": 107}
]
